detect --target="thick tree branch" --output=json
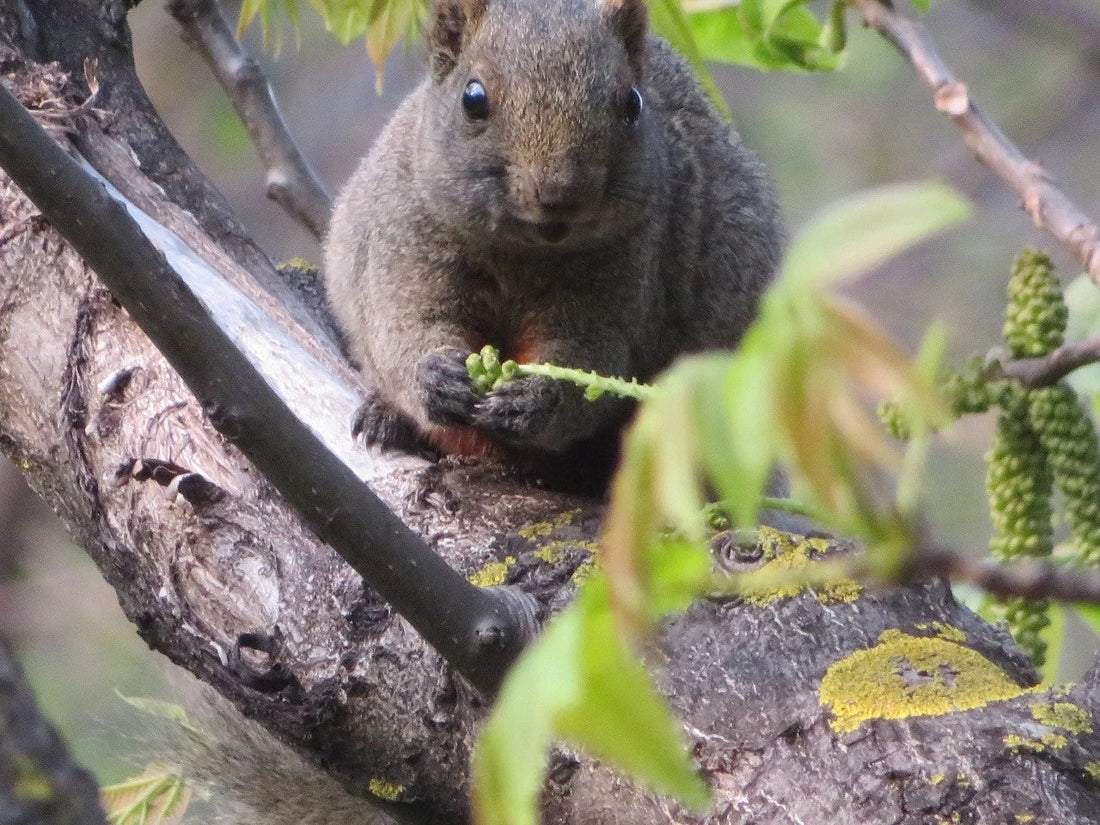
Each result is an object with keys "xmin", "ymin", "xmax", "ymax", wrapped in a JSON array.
[
  {"xmin": 849, "ymin": 0, "xmax": 1100, "ymax": 285},
  {"xmin": 166, "ymin": 0, "xmax": 333, "ymax": 241},
  {"xmin": 0, "ymin": 80, "xmax": 536, "ymax": 697},
  {"xmin": 0, "ymin": 638, "xmax": 106, "ymax": 825}
]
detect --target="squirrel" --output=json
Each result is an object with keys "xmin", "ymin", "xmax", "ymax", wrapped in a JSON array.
[{"xmin": 323, "ymin": 0, "xmax": 784, "ymax": 489}]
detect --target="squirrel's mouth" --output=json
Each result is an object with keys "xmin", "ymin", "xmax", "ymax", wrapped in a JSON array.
[{"xmin": 534, "ymin": 222, "xmax": 570, "ymax": 243}]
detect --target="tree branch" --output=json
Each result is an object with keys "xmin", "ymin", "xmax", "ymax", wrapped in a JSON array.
[
  {"xmin": 917, "ymin": 542, "xmax": 1100, "ymax": 603},
  {"xmin": 999, "ymin": 336, "xmax": 1100, "ymax": 388},
  {"xmin": 165, "ymin": 0, "xmax": 333, "ymax": 241},
  {"xmin": 849, "ymin": 0, "xmax": 1100, "ymax": 285},
  {"xmin": 0, "ymin": 79, "xmax": 536, "ymax": 697},
  {"xmin": 0, "ymin": 638, "xmax": 106, "ymax": 825}
]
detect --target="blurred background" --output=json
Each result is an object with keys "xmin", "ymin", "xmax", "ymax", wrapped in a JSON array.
[{"xmin": 2, "ymin": 0, "xmax": 1099, "ymax": 785}]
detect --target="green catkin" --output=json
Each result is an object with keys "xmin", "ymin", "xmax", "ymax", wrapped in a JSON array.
[
  {"xmin": 1027, "ymin": 383, "xmax": 1100, "ymax": 565},
  {"xmin": 985, "ymin": 395, "xmax": 1054, "ymax": 666},
  {"xmin": 987, "ymin": 249, "xmax": 1067, "ymax": 667},
  {"xmin": 1003, "ymin": 249, "xmax": 1068, "ymax": 359}
]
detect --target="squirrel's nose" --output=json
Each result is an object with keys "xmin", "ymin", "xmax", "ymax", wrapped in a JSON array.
[{"xmin": 535, "ymin": 178, "xmax": 586, "ymax": 218}]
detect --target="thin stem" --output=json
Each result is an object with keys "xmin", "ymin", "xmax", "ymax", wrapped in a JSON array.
[
  {"xmin": 167, "ymin": 0, "xmax": 333, "ymax": 240},
  {"xmin": 999, "ymin": 337, "xmax": 1100, "ymax": 388},
  {"xmin": 848, "ymin": 0, "xmax": 1100, "ymax": 285},
  {"xmin": 920, "ymin": 543, "xmax": 1100, "ymax": 604}
]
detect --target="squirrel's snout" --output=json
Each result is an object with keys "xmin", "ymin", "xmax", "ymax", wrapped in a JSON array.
[{"xmin": 535, "ymin": 177, "xmax": 587, "ymax": 219}]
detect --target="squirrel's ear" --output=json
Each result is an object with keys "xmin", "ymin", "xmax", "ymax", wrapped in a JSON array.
[
  {"xmin": 428, "ymin": 0, "xmax": 488, "ymax": 80},
  {"xmin": 598, "ymin": 0, "xmax": 647, "ymax": 70}
]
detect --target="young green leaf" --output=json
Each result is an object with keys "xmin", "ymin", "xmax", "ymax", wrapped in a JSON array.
[
  {"xmin": 782, "ymin": 181, "xmax": 971, "ymax": 290},
  {"xmin": 472, "ymin": 584, "xmax": 707, "ymax": 825},
  {"xmin": 647, "ymin": 0, "xmax": 732, "ymax": 119},
  {"xmin": 102, "ymin": 768, "xmax": 191, "ymax": 825}
]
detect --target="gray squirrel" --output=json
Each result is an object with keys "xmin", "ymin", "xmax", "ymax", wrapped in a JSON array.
[
  {"xmin": 177, "ymin": 4, "xmax": 785, "ymax": 823},
  {"xmin": 324, "ymin": 0, "xmax": 783, "ymax": 486}
]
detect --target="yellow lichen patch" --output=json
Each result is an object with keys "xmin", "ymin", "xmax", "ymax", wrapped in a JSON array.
[
  {"xmin": 571, "ymin": 557, "xmax": 596, "ymax": 584},
  {"xmin": 931, "ymin": 621, "xmax": 967, "ymax": 644},
  {"xmin": 518, "ymin": 508, "xmax": 582, "ymax": 542},
  {"xmin": 12, "ymin": 754, "xmax": 52, "ymax": 802},
  {"xmin": 533, "ymin": 539, "xmax": 598, "ymax": 565},
  {"xmin": 468, "ymin": 557, "xmax": 515, "ymax": 587},
  {"xmin": 1029, "ymin": 701, "xmax": 1093, "ymax": 735},
  {"xmin": 1085, "ymin": 762, "xmax": 1100, "ymax": 784},
  {"xmin": 820, "ymin": 631, "xmax": 1031, "ymax": 734},
  {"xmin": 738, "ymin": 529, "xmax": 861, "ymax": 607},
  {"xmin": 1004, "ymin": 732, "xmax": 1068, "ymax": 752},
  {"xmin": 929, "ymin": 773, "xmax": 945, "ymax": 786},
  {"xmin": 368, "ymin": 778, "xmax": 404, "ymax": 802},
  {"xmin": 1016, "ymin": 815, "xmax": 1036, "ymax": 823}
]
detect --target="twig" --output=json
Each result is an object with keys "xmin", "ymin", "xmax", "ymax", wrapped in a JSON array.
[
  {"xmin": 166, "ymin": 0, "xmax": 332, "ymax": 241},
  {"xmin": 848, "ymin": 0, "xmax": 1100, "ymax": 286},
  {"xmin": 999, "ymin": 337, "xmax": 1100, "ymax": 388},
  {"xmin": 919, "ymin": 542, "xmax": 1100, "ymax": 604}
]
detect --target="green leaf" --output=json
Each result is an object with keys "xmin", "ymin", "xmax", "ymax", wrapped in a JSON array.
[
  {"xmin": 687, "ymin": 9, "xmax": 758, "ymax": 65},
  {"xmin": 648, "ymin": 0, "xmax": 732, "ymax": 119},
  {"xmin": 473, "ymin": 608, "xmax": 583, "ymax": 825},
  {"xmin": 555, "ymin": 601, "xmax": 708, "ymax": 806},
  {"xmin": 472, "ymin": 587, "xmax": 707, "ymax": 825},
  {"xmin": 782, "ymin": 181, "xmax": 971, "ymax": 290},
  {"xmin": 1039, "ymin": 601, "xmax": 1064, "ymax": 684},
  {"xmin": 1074, "ymin": 602, "xmax": 1100, "ymax": 639},
  {"xmin": 910, "ymin": 0, "xmax": 932, "ymax": 12},
  {"xmin": 102, "ymin": 769, "xmax": 190, "ymax": 825},
  {"xmin": 1064, "ymin": 273, "xmax": 1100, "ymax": 397},
  {"xmin": 819, "ymin": 0, "xmax": 847, "ymax": 54},
  {"xmin": 115, "ymin": 691, "xmax": 200, "ymax": 735}
]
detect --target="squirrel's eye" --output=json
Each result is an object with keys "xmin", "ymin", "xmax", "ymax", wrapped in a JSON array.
[
  {"xmin": 462, "ymin": 80, "xmax": 490, "ymax": 121},
  {"xmin": 623, "ymin": 86, "xmax": 643, "ymax": 125}
]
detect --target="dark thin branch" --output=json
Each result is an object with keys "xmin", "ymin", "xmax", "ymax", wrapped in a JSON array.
[
  {"xmin": 0, "ymin": 638, "xmax": 107, "ymax": 825},
  {"xmin": 166, "ymin": 0, "xmax": 333, "ymax": 241},
  {"xmin": 919, "ymin": 543, "xmax": 1100, "ymax": 604},
  {"xmin": 849, "ymin": 0, "xmax": 1100, "ymax": 285},
  {"xmin": 999, "ymin": 337, "xmax": 1100, "ymax": 388},
  {"xmin": 0, "ymin": 81, "xmax": 535, "ymax": 696}
]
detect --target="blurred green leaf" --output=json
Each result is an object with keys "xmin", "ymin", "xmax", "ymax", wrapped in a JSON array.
[
  {"xmin": 115, "ymin": 691, "xmax": 199, "ymax": 734},
  {"xmin": 472, "ymin": 584, "xmax": 707, "ymax": 825},
  {"xmin": 1039, "ymin": 601, "xmax": 1064, "ymax": 684},
  {"xmin": 102, "ymin": 767, "xmax": 190, "ymax": 825},
  {"xmin": 783, "ymin": 181, "xmax": 971, "ymax": 290},
  {"xmin": 1064, "ymin": 274, "xmax": 1100, "ymax": 397},
  {"xmin": 910, "ymin": 0, "xmax": 932, "ymax": 12},
  {"xmin": 1074, "ymin": 602, "xmax": 1100, "ymax": 638},
  {"xmin": 649, "ymin": 0, "xmax": 732, "ymax": 119},
  {"xmin": 684, "ymin": 0, "xmax": 846, "ymax": 72}
]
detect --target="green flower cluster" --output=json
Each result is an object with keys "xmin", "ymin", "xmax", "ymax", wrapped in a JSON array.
[
  {"xmin": 1003, "ymin": 249, "xmax": 1068, "ymax": 358},
  {"xmin": 986, "ymin": 398, "xmax": 1054, "ymax": 563},
  {"xmin": 984, "ymin": 595, "xmax": 1051, "ymax": 668},
  {"xmin": 1028, "ymin": 384, "xmax": 1100, "ymax": 564}
]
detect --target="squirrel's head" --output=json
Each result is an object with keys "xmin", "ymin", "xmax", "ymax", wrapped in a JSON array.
[{"xmin": 421, "ymin": 0, "xmax": 653, "ymax": 249}]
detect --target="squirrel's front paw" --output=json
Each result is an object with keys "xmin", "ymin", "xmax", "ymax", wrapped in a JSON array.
[
  {"xmin": 417, "ymin": 347, "xmax": 479, "ymax": 426},
  {"xmin": 474, "ymin": 375, "xmax": 561, "ymax": 442}
]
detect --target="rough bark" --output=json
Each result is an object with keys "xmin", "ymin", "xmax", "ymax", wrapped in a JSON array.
[{"xmin": 1, "ymin": 3, "xmax": 1099, "ymax": 825}]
